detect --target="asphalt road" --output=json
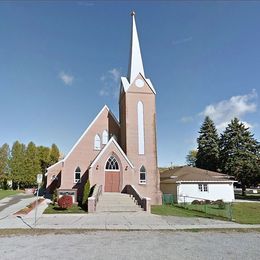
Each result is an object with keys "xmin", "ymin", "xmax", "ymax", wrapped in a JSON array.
[{"xmin": 0, "ymin": 230, "xmax": 259, "ymax": 260}]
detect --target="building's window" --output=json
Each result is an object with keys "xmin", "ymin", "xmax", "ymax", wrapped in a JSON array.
[
  {"xmin": 94, "ymin": 134, "xmax": 101, "ymax": 150},
  {"xmin": 102, "ymin": 130, "xmax": 108, "ymax": 145},
  {"xmin": 74, "ymin": 167, "xmax": 81, "ymax": 183},
  {"xmin": 139, "ymin": 165, "xmax": 146, "ymax": 184},
  {"xmin": 198, "ymin": 184, "xmax": 208, "ymax": 192},
  {"xmin": 137, "ymin": 101, "xmax": 144, "ymax": 155},
  {"xmin": 106, "ymin": 156, "xmax": 119, "ymax": 170}
]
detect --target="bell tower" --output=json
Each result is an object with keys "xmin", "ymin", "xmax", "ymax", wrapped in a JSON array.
[{"xmin": 119, "ymin": 12, "xmax": 161, "ymax": 204}]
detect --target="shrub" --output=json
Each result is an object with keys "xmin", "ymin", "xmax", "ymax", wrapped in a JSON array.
[
  {"xmin": 82, "ymin": 179, "xmax": 90, "ymax": 206},
  {"xmin": 191, "ymin": 200, "xmax": 200, "ymax": 205},
  {"xmin": 52, "ymin": 188, "xmax": 58, "ymax": 205},
  {"xmin": 58, "ymin": 195, "xmax": 73, "ymax": 209},
  {"xmin": 214, "ymin": 199, "xmax": 225, "ymax": 209},
  {"xmin": 204, "ymin": 200, "xmax": 211, "ymax": 205}
]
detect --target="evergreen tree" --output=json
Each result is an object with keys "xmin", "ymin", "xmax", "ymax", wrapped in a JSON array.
[
  {"xmin": 49, "ymin": 144, "xmax": 60, "ymax": 165},
  {"xmin": 219, "ymin": 118, "xmax": 260, "ymax": 195},
  {"xmin": 196, "ymin": 116, "xmax": 220, "ymax": 171},
  {"xmin": 24, "ymin": 142, "xmax": 41, "ymax": 187},
  {"xmin": 0, "ymin": 143, "xmax": 10, "ymax": 187},
  {"xmin": 186, "ymin": 150, "xmax": 197, "ymax": 167},
  {"xmin": 9, "ymin": 141, "xmax": 26, "ymax": 189}
]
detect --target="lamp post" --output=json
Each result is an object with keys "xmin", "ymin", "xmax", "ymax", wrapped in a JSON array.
[{"xmin": 34, "ymin": 173, "xmax": 43, "ymax": 226}]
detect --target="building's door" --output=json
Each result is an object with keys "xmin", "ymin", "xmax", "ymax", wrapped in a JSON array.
[{"xmin": 105, "ymin": 171, "xmax": 120, "ymax": 192}]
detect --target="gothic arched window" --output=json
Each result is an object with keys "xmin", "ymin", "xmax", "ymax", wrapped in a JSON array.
[
  {"xmin": 94, "ymin": 134, "xmax": 101, "ymax": 150},
  {"xmin": 102, "ymin": 130, "xmax": 108, "ymax": 145},
  {"xmin": 139, "ymin": 165, "xmax": 146, "ymax": 184},
  {"xmin": 105, "ymin": 156, "xmax": 119, "ymax": 170},
  {"xmin": 74, "ymin": 167, "xmax": 81, "ymax": 183}
]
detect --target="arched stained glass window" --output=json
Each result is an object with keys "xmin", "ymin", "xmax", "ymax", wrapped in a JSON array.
[
  {"xmin": 139, "ymin": 165, "xmax": 146, "ymax": 184},
  {"xmin": 94, "ymin": 134, "xmax": 101, "ymax": 150},
  {"xmin": 102, "ymin": 130, "xmax": 108, "ymax": 145},
  {"xmin": 74, "ymin": 167, "xmax": 81, "ymax": 183},
  {"xmin": 105, "ymin": 156, "xmax": 119, "ymax": 170}
]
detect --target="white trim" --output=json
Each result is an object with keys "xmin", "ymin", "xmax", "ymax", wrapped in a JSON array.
[
  {"xmin": 144, "ymin": 78, "xmax": 156, "ymax": 94},
  {"xmin": 45, "ymin": 160, "xmax": 63, "ymax": 176},
  {"xmin": 64, "ymin": 105, "xmax": 119, "ymax": 161},
  {"xmin": 89, "ymin": 137, "xmax": 134, "ymax": 169},
  {"xmin": 120, "ymin": 76, "xmax": 156, "ymax": 95}
]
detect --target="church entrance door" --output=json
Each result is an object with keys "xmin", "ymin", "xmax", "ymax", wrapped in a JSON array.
[{"xmin": 105, "ymin": 171, "xmax": 120, "ymax": 192}]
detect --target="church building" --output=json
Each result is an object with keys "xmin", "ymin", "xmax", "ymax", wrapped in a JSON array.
[{"xmin": 45, "ymin": 12, "xmax": 162, "ymax": 206}]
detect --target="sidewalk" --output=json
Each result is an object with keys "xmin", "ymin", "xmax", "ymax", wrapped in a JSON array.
[
  {"xmin": 1, "ymin": 198, "xmax": 260, "ymax": 230},
  {"xmin": 2, "ymin": 201, "xmax": 260, "ymax": 230}
]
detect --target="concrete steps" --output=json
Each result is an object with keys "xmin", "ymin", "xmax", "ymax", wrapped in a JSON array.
[{"xmin": 96, "ymin": 192, "xmax": 143, "ymax": 212}]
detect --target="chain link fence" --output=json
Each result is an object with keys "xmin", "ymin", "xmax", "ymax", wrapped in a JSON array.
[{"xmin": 162, "ymin": 193, "xmax": 233, "ymax": 220}]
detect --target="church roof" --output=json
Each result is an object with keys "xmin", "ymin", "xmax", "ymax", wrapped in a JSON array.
[
  {"xmin": 47, "ymin": 105, "xmax": 119, "ymax": 169},
  {"xmin": 89, "ymin": 136, "xmax": 134, "ymax": 169}
]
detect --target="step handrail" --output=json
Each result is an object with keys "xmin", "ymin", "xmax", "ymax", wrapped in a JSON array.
[
  {"xmin": 122, "ymin": 185, "xmax": 151, "ymax": 212},
  {"xmin": 88, "ymin": 184, "xmax": 102, "ymax": 213}
]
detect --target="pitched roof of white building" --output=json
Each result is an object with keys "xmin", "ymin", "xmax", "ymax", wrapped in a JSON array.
[{"xmin": 160, "ymin": 166, "xmax": 235, "ymax": 183}]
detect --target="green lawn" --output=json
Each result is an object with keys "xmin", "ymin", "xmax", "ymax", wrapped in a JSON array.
[
  {"xmin": 0, "ymin": 189, "xmax": 22, "ymax": 200},
  {"xmin": 151, "ymin": 205, "xmax": 224, "ymax": 219},
  {"xmin": 44, "ymin": 204, "xmax": 86, "ymax": 214},
  {"xmin": 152, "ymin": 203, "xmax": 260, "ymax": 224},
  {"xmin": 232, "ymin": 203, "xmax": 260, "ymax": 224}
]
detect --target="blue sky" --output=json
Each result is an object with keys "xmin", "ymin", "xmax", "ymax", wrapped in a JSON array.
[{"xmin": 0, "ymin": 1, "xmax": 259, "ymax": 166}]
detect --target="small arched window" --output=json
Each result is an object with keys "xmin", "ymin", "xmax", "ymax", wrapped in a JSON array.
[
  {"xmin": 74, "ymin": 167, "xmax": 81, "ymax": 183},
  {"xmin": 105, "ymin": 156, "xmax": 119, "ymax": 170},
  {"xmin": 102, "ymin": 130, "xmax": 108, "ymax": 145},
  {"xmin": 94, "ymin": 134, "xmax": 101, "ymax": 150},
  {"xmin": 139, "ymin": 165, "xmax": 146, "ymax": 184}
]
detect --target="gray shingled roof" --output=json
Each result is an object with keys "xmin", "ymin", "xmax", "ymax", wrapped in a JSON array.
[{"xmin": 160, "ymin": 166, "xmax": 234, "ymax": 183}]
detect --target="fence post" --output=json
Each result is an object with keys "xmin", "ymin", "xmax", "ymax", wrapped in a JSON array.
[{"xmin": 229, "ymin": 203, "xmax": 233, "ymax": 221}]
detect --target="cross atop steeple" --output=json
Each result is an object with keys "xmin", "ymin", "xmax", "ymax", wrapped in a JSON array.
[{"xmin": 127, "ymin": 11, "xmax": 145, "ymax": 84}]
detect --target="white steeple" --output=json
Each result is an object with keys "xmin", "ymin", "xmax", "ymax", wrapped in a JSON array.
[{"xmin": 128, "ymin": 11, "xmax": 145, "ymax": 84}]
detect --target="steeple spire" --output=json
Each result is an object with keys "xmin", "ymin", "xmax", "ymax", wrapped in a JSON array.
[{"xmin": 128, "ymin": 11, "xmax": 145, "ymax": 84}]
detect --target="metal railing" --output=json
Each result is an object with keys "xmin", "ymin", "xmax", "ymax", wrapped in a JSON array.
[{"xmin": 122, "ymin": 185, "xmax": 150, "ymax": 211}]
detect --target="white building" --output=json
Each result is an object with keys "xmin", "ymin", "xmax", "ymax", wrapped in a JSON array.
[{"xmin": 160, "ymin": 166, "xmax": 235, "ymax": 203}]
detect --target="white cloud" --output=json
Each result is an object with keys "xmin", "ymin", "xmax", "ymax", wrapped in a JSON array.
[
  {"xmin": 200, "ymin": 89, "xmax": 257, "ymax": 131},
  {"xmin": 181, "ymin": 116, "xmax": 194, "ymax": 123},
  {"xmin": 99, "ymin": 68, "xmax": 121, "ymax": 97},
  {"xmin": 172, "ymin": 36, "xmax": 193, "ymax": 46},
  {"xmin": 59, "ymin": 71, "xmax": 74, "ymax": 85},
  {"xmin": 109, "ymin": 68, "xmax": 120, "ymax": 82}
]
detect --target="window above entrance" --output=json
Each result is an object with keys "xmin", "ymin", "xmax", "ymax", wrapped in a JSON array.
[{"xmin": 106, "ymin": 156, "xmax": 119, "ymax": 170}]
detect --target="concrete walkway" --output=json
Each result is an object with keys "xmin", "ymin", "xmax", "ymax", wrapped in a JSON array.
[{"xmin": 1, "ymin": 197, "xmax": 260, "ymax": 230}]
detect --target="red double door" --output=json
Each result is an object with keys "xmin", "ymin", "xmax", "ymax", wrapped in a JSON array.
[{"xmin": 105, "ymin": 171, "xmax": 120, "ymax": 192}]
